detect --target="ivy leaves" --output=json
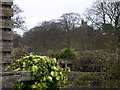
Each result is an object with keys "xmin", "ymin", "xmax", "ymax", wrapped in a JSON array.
[{"xmin": 6, "ymin": 53, "xmax": 69, "ymax": 89}]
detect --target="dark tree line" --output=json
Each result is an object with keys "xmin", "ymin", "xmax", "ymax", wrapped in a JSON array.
[
  {"xmin": 13, "ymin": 1, "xmax": 119, "ymax": 55},
  {"xmin": 15, "ymin": 19, "xmax": 116, "ymax": 55}
]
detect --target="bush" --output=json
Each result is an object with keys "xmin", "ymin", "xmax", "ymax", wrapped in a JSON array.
[
  {"xmin": 73, "ymin": 50, "xmax": 103, "ymax": 72},
  {"xmin": 73, "ymin": 50, "xmax": 119, "ymax": 88},
  {"xmin": 96, "ymin": 50, "xmax": 119, "ymax": 88},
  {"xmin": 66, "ymin": 72, "xmax": 100, "ymax": 88},
  {"xmin": 51, "ymin": 48, "xmax": 78, "ymax": 60},
  {"xmin": 6, "ymin": 53, "xmax": 70, "ymax": 89},
  {"xmin": 11, "ymin": 47, "xmax": 29, "ymax": 60}
]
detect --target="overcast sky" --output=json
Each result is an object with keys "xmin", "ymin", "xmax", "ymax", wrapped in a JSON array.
[{"xmin": 14, "ymin": 0, "xmax": 96, "ymax": 34}]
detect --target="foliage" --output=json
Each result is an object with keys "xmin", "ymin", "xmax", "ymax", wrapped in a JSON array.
[
  {"xmin": 67, "ymin": 72, "xmax": 100, "ymax": 88},
  {"xmin": 22, "ymin": 20, "xmax": 66, "ymax": 55},
  {"xmin": 6, "ymin": 53, "xmax": 70, "ymax": 89},
  {"xmin": 95, "ymin": 50, "xmax": 119, "ymax": 88},
  {"xmin": 13, "ymin": 33, "xmax": 22, "ymax": 48},
  {"xmin": 73, "ymin": 50, "xmax": 103, "ymax": 72},
  {"xmin": 11, "ymin": 47, "xmax": 29, "ymax": 60},
  {"xmin": 60, "ymin": 12, "xmax": 81, "ymax": 49},
  {"xmin": 21, "ymin": 16, "xmax": 115, "ymax": 54},
  {"xmin": 51, "ymin": 48, "xmax": 78, "ymax": 60},
  {"xmin": 73, "ymin": 50, "xmax": 119, "ymax": 88}
]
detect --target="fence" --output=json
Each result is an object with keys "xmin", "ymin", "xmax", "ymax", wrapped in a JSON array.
[{"xmin": 1, "ymin": 71, "xmax": 101, "ymax": 89}]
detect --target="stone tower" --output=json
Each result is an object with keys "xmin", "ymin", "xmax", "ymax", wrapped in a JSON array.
[{"xmin": 0, "ymin": 0, "xmax": 13, "ymax": 72}]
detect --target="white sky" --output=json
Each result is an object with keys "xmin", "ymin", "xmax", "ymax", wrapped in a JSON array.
[{"xmin": 14, "ymin": 0, "xmax": 96, "ymax": 34}]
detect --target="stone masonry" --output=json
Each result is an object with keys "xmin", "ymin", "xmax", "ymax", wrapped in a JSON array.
[
  {"xmin": 0, "ymin": 0, "xmax": 13, "ymax": 89},
  {"xmin": 0, "ymin": 0, "xmax": 13, "ymax": 72}
]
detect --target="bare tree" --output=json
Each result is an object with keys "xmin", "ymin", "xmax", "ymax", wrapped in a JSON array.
[
  {"xmin": 59, "ymin": 12, "xmax": 81, "ymax": 49},
  {"xmin": 84, "ymin": 1, "xmax": 120, "ymax": 30},
  {"xmin": 84, "ymin": 1, "xmax": 120, "ymax": 49},
  {"xmin": 12, "ymin": 4, "xmax": 26, "ymax": 31}
]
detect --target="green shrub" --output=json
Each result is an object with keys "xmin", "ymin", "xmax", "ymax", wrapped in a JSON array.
[
  {"xmin": 73, "ymin": 50, "xmax": 119, "ymax": 88},
  {"xmin": 6, "ymin": 53, "xmax": 70, "ymax": 89},
  {"xmin": 95, "ymin": 51, "xmax": 119, "ymax": 88},
  {"xmin": 52, "ymin": 48, "xmax": 78, "ymax": 60},
  {"xmin": 73, "ymin": 50, "xmax": 103, "ymax": 71}
]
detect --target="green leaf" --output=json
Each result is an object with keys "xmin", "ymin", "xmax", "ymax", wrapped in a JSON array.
[
  {"xmin": 43, "ymin": 77, "xmax": 46, "ymax": 81},
  {"xmin": 12, "ymin": 63, "xmax": 15, "ymax": 65},
  {"xmin": 31, "ymin": 85, "xmax": 37, "ymax": 89},
  {"xmin": 6, "ymin": 53, "xmax": 68, "ymax": 88},
  {"xmin": 56, "ymin": 76, "xmax": 60, "ymax": 80},
  {"xmin": 48, "ymin": 76, "xmax": 52, "ymax": 81},
  {"xmin": 14, "ymin": 68, "xmax": 21, "ymax": 71},
  {"xmin": 23, "ymin": 62, "xmax": 26, "ymax": 67},
  {"xmin": 51, "ymin": 71, "xmax": 55, "ymax": 76},
  {"xmin": 32, "ymin": 65, "xmax": 38, "ymax": 72}
]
